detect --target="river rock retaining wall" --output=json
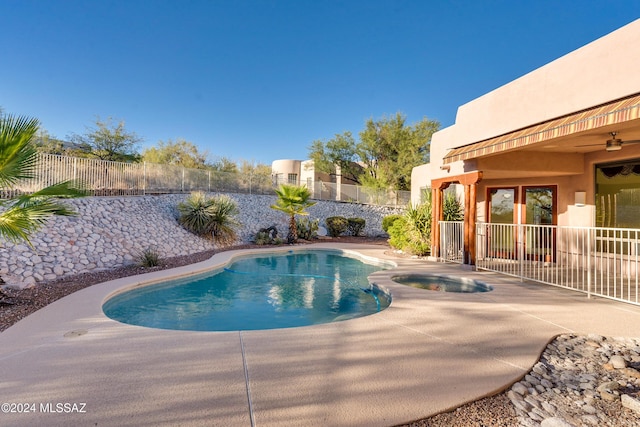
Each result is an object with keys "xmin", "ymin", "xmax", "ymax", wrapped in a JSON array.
[{"xmin": 0, "ymin": 193, "xmax": 403, "ymax": 288}]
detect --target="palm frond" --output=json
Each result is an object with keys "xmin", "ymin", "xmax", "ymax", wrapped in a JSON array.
[
  {"xmin": 270, "ymin": 184, "xmax": 316, "ymax": 243},
  {"xmin": 0, "ymin": 115, "xmax": 39, "ymax": 188},
  {"xmin": 0, "ymin": 204, "xmax": 48, "ymax": 244}
]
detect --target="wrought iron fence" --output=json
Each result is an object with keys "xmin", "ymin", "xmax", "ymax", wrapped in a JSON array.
[
  {"xmin": 439, "ymin": 221, "xmax": 465, "ymax": 264},
  {"xmin": 3, "ymin": 153, "xmax": 409, "ymax": 206},
  {"xmin": 473, "ymin": 222, "xmax": 639, "ymax": 306},
  {"xmin": 309, "ymin": 181, "xmax": 410, "ymax": 206}
]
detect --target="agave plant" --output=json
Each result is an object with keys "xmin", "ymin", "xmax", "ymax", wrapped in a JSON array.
[
  {"xmin": 177, "ymin": 192, "xmax": 241, "ymax": 246},
  {"xmin": 0, "ymin": 114, "xmax": 85, "ymax": 245},
  {"xmin": 270, "ymin": 184, "xmax": 316, "ymax": 243}
]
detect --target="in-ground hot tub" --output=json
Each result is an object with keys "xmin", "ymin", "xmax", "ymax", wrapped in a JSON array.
[{"xmin": 392, "ymin": 274, "xmax": 492, "ymax": 293}]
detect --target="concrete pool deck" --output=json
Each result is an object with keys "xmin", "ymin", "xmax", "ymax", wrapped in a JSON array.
[{"xmin": 1, "ymin": 243, "xmax": 639, "ymax": 426}]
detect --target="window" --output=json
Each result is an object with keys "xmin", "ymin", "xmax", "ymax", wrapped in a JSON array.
[
  {"xmin": 595, "ymin": 161, "xmax": 640, "ymax": 228},
  {"xmin": 287, "ymin": 173, "xmax": 298, "ymax": 185}
]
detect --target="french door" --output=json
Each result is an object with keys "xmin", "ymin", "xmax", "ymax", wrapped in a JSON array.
[{"xmin": 487, "ymin": 186, "xmax": 556, "ymax": 260}]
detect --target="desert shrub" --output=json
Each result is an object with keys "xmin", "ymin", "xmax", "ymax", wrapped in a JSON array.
[
  {"xmin": 254, "ymin": 231, "xmax": 272, "ymax": 245},
  {"xmin": 177, "ymin": 192, "xmax": 241, "ymax": 246},
  {"xmin": 325, "ymin": 216, "xmax": 348, "ymax": 237},
  {"xmin": 347, "ymin": 218, "xmax": 365, "ymax": 236},
  {"xmin": 138, "ymin": 247, "xmax": 160, "ymax": 267},
  {"xmin": 296, "ymin": 218, "xmax": 319, "ymax": 240},
  {"xmin": 388, "ymin": 217, "xmax": 410, "ymax": 250},
  {"xmin": 253, "ymin": 226, "xmax": 282, "ymax": 245},
  {"xmin": 443, "ymin": 191, "xmax": 464, "ymax": 221},
  {"xmin": 382, "ymin": 214, "xmax": 403, "ymax": 233},
  {"xmin": 387, "ymin": 199, "xmax": 432, "ymax": 256}
]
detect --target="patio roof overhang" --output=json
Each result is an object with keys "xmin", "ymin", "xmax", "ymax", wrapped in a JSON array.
[{"xmin": 443, "ymin": 92, "xmax": 640, "ymax": 164}]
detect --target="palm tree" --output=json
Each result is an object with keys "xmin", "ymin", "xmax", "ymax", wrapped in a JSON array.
[
  {"xmin": 0, "ymin": 114, "xmax": 85, "ymax": 245},
  {"xmin": 271, "ymin": 184, "xmax": 316, "ymax": 243}
]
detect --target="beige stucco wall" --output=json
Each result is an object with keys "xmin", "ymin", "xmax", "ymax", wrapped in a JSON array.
[
  {"xmin": 412, "ymin": 18, "xmax": 640, "ymax": 227},
  {"xmin": 454, "ymin": 19, "xmax": 640, "ymax": 145},
  {"xmin": 271, "ymin": 159, "xmax": 302, "ymax": 182},
  {"xmin": 417, "ymin": 18, "xmax": 640, "ymax": 184}
]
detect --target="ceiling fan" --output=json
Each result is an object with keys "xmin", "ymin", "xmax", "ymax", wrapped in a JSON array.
[{"xmin": 577, "ymin": 132, "xmax": 640, "ymax": 151}]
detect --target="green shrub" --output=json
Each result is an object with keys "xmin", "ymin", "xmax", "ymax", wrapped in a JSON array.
[
  {"xmin": 254, "ymin": 231, "xmax": 272, "ymax": 245},
  {"xmin": 296, "ymin": 218, "xmax": 319, "ymax": 240},
  {"xmin": 443, "ymin": 191, "xmax": 464, "ymax": 221},
  {"xmin": 387, "ymin": 199, "xmax": 432, "ymax": 256},
  {"xmin": 382, "ymin": 214, "xmax": 402, "ymax": 233},
  {"xmin": 325, "ymin": 216, "xmax": 348, "ymax": 237},
  {"xmin": 138, "ymin": 247, "xmax": 160, "ymax": 267},
  {"xmin": 177, "ymin": 192, "xmax": 241, "ymax": 246},
  {"xmin": 388, "ymin": 216, "xmax": 410, "ymax": 250},
  {"xmin": 253, "ymin": 226, "xmax": 281, "ymax": 245},
  {"xmin": 347, "ymin": 218, "xmax": 365, "ymax": 236}
]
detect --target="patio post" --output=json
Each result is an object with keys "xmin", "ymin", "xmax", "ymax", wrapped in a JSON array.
[
  {"xmin": 431, "ymin": 186, "xmax": 442, "ymax": 258},
  {"xmin": 433, "ymin": 171, "xmax": 482, "ymax": 265}
]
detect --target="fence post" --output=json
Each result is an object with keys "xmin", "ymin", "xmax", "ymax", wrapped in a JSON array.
[
  {"xmin": 208, "ymin": 170, "xmax": 211, "ymax": 193},
  {"xmin": 181, "ymin": 168, "xmax": 185, "ymax": 193},
  {"xmin": 587, "ymin": 228, "xmax": 592, "ymax": 299},
  {"xmin": 518, "ymin": 225, "xmax": 525, "ymax": 281},
  {"xmin": 143, "ymin": 162, "xmax": 146, "ymax": 195}
]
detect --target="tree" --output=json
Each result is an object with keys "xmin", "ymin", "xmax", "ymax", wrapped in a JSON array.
[
  {"xmin": 238, "ymin": 160, "xmax": 272, "ymax": 193},
  {"xmin": 69, "ymin": 116, "xmax": 142, "ymax": 162},
  {"xmin": 308, "ymin": 132, "xmax": 363, "ymax": 184},
  {"xmin": 142, "ymin": 139, "xmax": 209, "ymax": 169},
  {"xmin": 308, "ymin": 113, "xmax": 439, "ymax": 191},
  {"xmin": 270, "ymin": 184, "xmax": 316, "ymax": 243},
  {"xmin": 32, "ymin": 129, "xmax": 69, "ymax": 155},
  {"xmin": 210, "ymin": 156, "xmax": 238, "ymax": 173},
  {"xmin": 0, "ymin": 115, "xmax": 85, "ymax": 246},
  {"xmin": 358, "ymin": 113, "xmax": 439, "ymax": 191}
]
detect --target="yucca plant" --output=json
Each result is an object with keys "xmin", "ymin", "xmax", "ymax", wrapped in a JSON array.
[
  {"xmin": 138, "ymin": 247, "xmax": 160, "ymax": 267},
  {"xmin": 177, "ymin": 192, "xmax": 241, "ymax": 246},
  {"xmin": 270, "ymin": 184, "xmax": 316, "ymax": 243},
  {"xmin": 0, "ymin": 114, "xmax": 85, "ymax": 245},
  {"xmin": 443, "ymin": 191, "xmax": 464, "ymax": 221}
]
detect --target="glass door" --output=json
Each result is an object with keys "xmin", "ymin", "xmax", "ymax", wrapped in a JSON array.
[
  {"xmin": 487, "ymin": 188, "xmax": 517, "ymax": 258},
  {"xmin": 523, "ymin": 186, "xmax": 556, "ymax": 261}
]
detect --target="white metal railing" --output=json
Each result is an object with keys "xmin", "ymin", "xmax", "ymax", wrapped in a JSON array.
[
  {"xmin": 473, "ymin": 222, "xmax": 639, "ymax": 306},
  {"xmin": 4, "ymin": 153, "xmax": 274, "ymax": 197},
  {"xmin": 4, "ymin": 153, "xmax": 409, "ymax": 206},
  {"xmin": 439, "ymin": 221, "xmax": 464, "ymax": 263},
  {"xmin": 309, "ymin": 181, "xmax": 410, "ymax": 207}
]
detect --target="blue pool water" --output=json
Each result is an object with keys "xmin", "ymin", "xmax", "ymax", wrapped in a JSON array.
[{"xmin": 103, "ymin": 250, "xmax": 391, "ymax": 331}]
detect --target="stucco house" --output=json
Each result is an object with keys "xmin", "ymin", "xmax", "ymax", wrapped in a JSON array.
[
  {"xmin": 271, "ymin": 159, "xmax": 366, "ymax": 201},
  {"xmin": 411, "ymin": 19, "xmax": 640, "ymax": 305}
]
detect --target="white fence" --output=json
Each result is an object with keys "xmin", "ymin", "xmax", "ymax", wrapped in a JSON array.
[
  {"xmin": 473, "ymin": 223, "xmax": 639, "ymax": 306},
  {"xmin": 4, "ymin": 153, "xmax": 408, "ymax": 206},
  {"xmin": 439, "ymin": 221, "xmax": 465, "ymax": 264},
  {"xmin": 309, "ymin": 181, "xmax": 410, "ymax": 206}
]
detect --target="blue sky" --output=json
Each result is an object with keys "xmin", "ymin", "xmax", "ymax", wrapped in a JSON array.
[{"xmin": 1, "ymin": 1, "xmax": 638, "ymax": 165}]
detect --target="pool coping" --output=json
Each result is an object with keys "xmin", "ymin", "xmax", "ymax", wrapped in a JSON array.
[{"xmin": 1, "ymin": 242, "xmax": 639, "ymax": 426}]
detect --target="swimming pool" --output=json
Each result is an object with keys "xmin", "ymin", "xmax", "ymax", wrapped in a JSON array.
[{"xmin": 103, "ymin": 250, "xmax": 392, "ymax": 331}]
